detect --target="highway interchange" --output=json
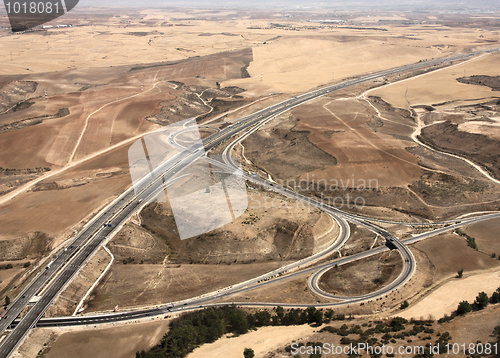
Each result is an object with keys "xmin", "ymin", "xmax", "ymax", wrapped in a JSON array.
[{"xmin": 1, "ymin": 48, "xmax": 500, "ymax": 357}]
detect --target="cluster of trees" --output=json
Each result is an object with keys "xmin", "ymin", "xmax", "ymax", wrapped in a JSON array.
[
  {"xmin": 439, "ymin": 287, "xmax": 500, "ymax": 323},
  {"xmin": 305, "ymin": 318, "xmax": 446, "ymax": 358},
  {"xmin": 136, "ymin": 306, "xmax": 341, "ymax": 358},
  {"xmin": 455, "ymin": 229, "xmax": 479, "ymax": 251}
]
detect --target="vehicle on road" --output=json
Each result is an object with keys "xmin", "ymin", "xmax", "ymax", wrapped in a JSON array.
[{"xmin": 0, "ymin": 310, "xmax": 8, "ymax": 320}]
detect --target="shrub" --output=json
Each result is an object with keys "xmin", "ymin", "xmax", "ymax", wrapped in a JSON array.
[
  {"xmin": 474, "ymin": 292, "xmax": 489, "ymax": 310},
  {"xmin": 456, "ymin": 301, "xmax": 472, "ymax": 315},
  {"xmin": 243, "ymin": 348, "xmax": 254, "ymax": 358}
]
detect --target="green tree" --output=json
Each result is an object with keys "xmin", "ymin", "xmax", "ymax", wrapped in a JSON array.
[
  {"xmin": 400, "ymin": 300, "xmax": 409, "ymax": 309},
  {"xmin": 254, "ymin": 310, "xmax": 271, "ymax": 326},
  {"xmin": 5, "ymin": 264, "xmax": 13, "ymax": 269},
  {"xmin": 324, "ymin": 309, "xmax": 334, "ymax": 322},
  {"xmin": 306, "ymin": 306, "xmax": 317, "ymax": 324},
  {"xmin": 389, "ymin": 317, "xmax": 407, "ymax": 332},
  {"xmin": 4, "ymin": 296, "xmax": 10, "ymax": 307},
  {"xmin": 456, "ymin": 300, "xmax": 472, "ymax": 315},
  {"xmin": 23, "ymin": 261, "xmax": 31, "ymax": 268},
  {"xmin": 457, "ymin": 268, "xmax": 463, "ymax": 278},
  {"xmin": 490, "ymin": 291, "xmax": 500, "ymax": 304},
  {"xmin": 311, "ymin": 310, "xmax": 323, "ymax": 326},
  {"xmin": 229, "ymin": 309, "xmax": 249, "ymax": 334},
  {"xmin": 467, "ymin": 237, "xmax": 478, "ymax": 250},
  {"xmin": 474, "ymin": 292, "xmax": 489, "ymax": 310},
  {"xmin": 243, "ymin": 348, "xmax": 254, "ymax": 358},
  {"xmin": 276, "ymin": 306, "xmax": 284, "ymax": 320}
]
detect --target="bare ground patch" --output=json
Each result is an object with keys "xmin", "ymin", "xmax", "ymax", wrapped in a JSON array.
[
  {"xmin": 412, "ymin": 233, "xmax": 499, "ymax": 282},
  {"xmin": 86, "ymin": 261, "xmax": 283, "ymax": 312},
  {"xmin": 242, "ymin": 112, "xmax": 338, "ymax": 180},
  {"xmin": 43, "ymin": 319, "xmax": 172, "ymax": 358},
  {"xmin": 138, "ymin": 191, "xmax": 332, "ymax": 265},
  {"xmin": 419, "ymin": 120, "xmax": 500, "ymax": 179},
  {"xmin": 318, "ymin": 250, "xmax": 403, "ymax": 296}
]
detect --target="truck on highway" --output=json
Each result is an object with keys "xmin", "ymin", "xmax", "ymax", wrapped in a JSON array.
[
  {"xmin": 45, "ymin": 260, "xmax": 54, "ymax": 270},
  {"xmin": 0, "ymin": 310, "xmax": 8, "ymax": 320}
]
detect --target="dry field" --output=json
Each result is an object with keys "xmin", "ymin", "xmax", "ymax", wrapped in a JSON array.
[
  {"xmin": 462, "ymin": 217, "xmax": 500, "ymax": 255},
  {"xmin": 1, "ymin": 8, "xmax": 498, "ymax": 93},
  {"xmin": 87, "ymin": 261, "xmax": 283, "ymax": 312},
  {"xmin": 188, "ymin": 325, "xmax": 314, "ymax": 358},
  {"xmin": 16, "ymin": 318, "xmax": 173, "ymax": 358},
  {"xmin": 318, "ymin": 250, "xmax": 403, "ymax": 297},
  {"xmin": 0, "ymin": 44, "xmax": 256, "ymax": 300},
  {"xmin": 242, "ymin": 53, "xmax": 500, "ymax": 220},
  {"xmin": 400, "ymin": 269, "xmax": 500, "ymax": 321},
  {"xmin": 137, "ymin": 191, "xmax": 333, "ymax": 264},
  {"xmin": 368, "ymin": 54, "xmax": 500, "ymax": 110},
  {"xmin": 412, "ymin": 231, "xmax": 499, "ymax": 282},
  {"xmin": 84, "ymin": 191, "xmax": 337, "ymax": 311}
]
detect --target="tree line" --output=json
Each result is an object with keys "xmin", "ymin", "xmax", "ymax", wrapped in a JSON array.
[{"xmin": 136, "ymin": 305, "xmax": 340, "ymax": 358}]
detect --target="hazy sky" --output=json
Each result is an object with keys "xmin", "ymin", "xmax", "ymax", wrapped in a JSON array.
[{"xmin": 79, "ymin": 0, "xmax": 500, "ymax": 9}]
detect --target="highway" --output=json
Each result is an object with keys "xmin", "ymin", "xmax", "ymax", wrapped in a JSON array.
[
  {"xmin": 6, "ymin": 210, "xmax": 499, "ymax": 331},
  {"xmin": 0, "ymin": 48, "xmax": 499, "ymax": 357}
]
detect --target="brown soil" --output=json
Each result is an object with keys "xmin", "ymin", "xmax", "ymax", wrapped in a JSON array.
[
  {"xmin": 457, "ymin": 75, "xmax": 500, "ymax": 91},
  {"xmin": 43, "ymin": 319, "xmax": 172, "ymax": 358},
  {"xmin": 462, "ymin": 217, "xmax": 500, "ymax": 257},
  {"xmin": 86, "ymin": 261, "xmax": 283, "ymax": 312},
  {"xmin": 0, "ymin": 232, "xmax": 53, "ymax": 261},
  {"xmin": 0, "ymin": 107, "xmax": 69, "ymax": 135},
  {"xmin": 108, "ymin": 222, "xmax": 168, "ymax": 265},
  {"xmin": 217, "ymin": 271, "xmax": 332, "ymax": 306},
  {"xmin": 340, "ymin": 224, "xmax": 384, "ymax": 257},
  {"xmin": 242, "ymin": 80, "xmax": 499, "ymax": 221},
  {"xmin": 412, "ymin": 233, "xmax": 499, "ymax": 282},
  {"xmin": 138, "ymin": 191, "xmax": 328, "ymax": 265},
  {"xmin": 419, "ymin": 120, "xmax": 500, "ymax": 179},
  {"xmin": 242, "ymin": 112, "xmax": 338, "ymax": 180},
  {"xmin": 409, "ymin": 170, "xmax": 496, "ymax": 207},
  {"xmin": 318, "ymin": 251, "xmax": 403, "ymax": 296},
  {"xmin": 0, "ymin": 81, "xmax": 37, "ymax": 114}
]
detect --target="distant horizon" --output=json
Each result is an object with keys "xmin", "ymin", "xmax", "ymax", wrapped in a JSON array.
[{"xmin": 74, "ymin": 0, "xmax": 500, "ymax": 10}]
